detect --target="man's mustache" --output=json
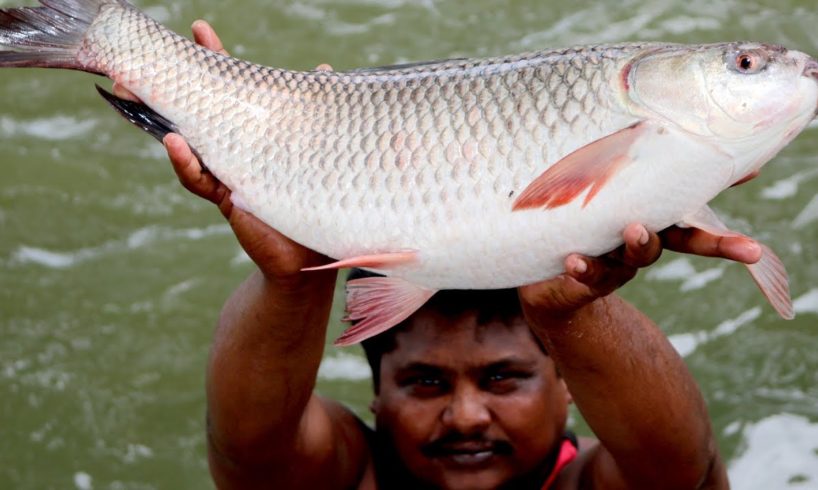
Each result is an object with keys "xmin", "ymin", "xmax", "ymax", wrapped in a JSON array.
[{"xmin": 421, "ymin": 432, "xmax": 513, "ymax": 458}]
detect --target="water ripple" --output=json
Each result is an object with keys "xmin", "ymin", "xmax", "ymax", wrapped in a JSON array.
[
  {"xmin": 7, "ymin": 224, "xmax": 230, "ymax": 270},
  {"xmin": 669, "ymin": 307, "xmax": 761, "ymax": 357},
  {"xmin": 0, "ymin": 115, "xmax": 97, "ymax": 141},
  {"xmin": 728, "ymin": 413, "xmax": 818, "ymax": 489}
]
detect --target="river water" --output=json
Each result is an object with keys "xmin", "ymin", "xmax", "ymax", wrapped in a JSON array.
[{"xmin": 1, "ymin": 0, "xmax": 817, "ymax": 488}]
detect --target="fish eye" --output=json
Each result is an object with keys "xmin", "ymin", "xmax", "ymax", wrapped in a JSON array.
[{"xmin": 730, "ymin": 50, "xmax": 767, "ymax": 75}]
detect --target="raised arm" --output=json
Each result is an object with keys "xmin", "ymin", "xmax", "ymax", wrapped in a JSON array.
[
  {"xmin": 519, "ymin": 224, "xmax": 757, "ymax": 489},
  {"xmin": 129, "ymin": 21, "xmax": 371, "ymax": 490}
]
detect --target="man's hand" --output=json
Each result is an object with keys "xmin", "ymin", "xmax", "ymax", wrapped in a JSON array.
[
  {"xmin": 519, "ymin": 222, "xmax": 763, "ymax": 313},
  {"xmin": 114, "ymin": 20, "xmax": 331, "ymax": 277}
]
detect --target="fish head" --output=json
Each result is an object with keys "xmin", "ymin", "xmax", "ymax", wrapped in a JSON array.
[{"xmin": 626, "ymin": 43, "xmax": 818, "ymax": 142}]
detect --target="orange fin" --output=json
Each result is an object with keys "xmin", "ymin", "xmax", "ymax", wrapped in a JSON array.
[
  {"xmin": 335, "ymin": 277, "xmax": 436, "ymax": 346},
  {"xmin": 512, "ymin": 122, "xmax": 648, "ymax": 211},
  {"xmin": 731, "ymin": 170, "xmax": 760, "ymax": 187},
  {"xmin": 302, "ymin": 251, "xmax": 418, "ymax": 272},
  {"xmin": 745, "ymin": 244, "xmax": 794, "ymax": 319},
  {"xmin": 680, "ymin": 206, "xmax": 793, "ymax": 320}
]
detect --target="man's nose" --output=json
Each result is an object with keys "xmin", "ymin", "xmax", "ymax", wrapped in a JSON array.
[{"xmin": 441, "ymin": 386, "xmax": 492, "ymax": 432}]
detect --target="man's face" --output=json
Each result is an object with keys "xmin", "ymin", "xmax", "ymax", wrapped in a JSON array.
[{"xmin": 373, "ymin": 308, "xmax": 570, "ymax": 490}]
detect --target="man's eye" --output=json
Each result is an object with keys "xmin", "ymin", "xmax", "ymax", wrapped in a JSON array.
[
  {"xmin": 484, "ymin": 371, "xmax": 532, "ymax": 392},
  {"xmin": 399, "ymin": 376, "xmax": 448, "ymax": 395},
  {"xmin": 413, "ymin": 377, "xmax": 442, "ymax": 387}
]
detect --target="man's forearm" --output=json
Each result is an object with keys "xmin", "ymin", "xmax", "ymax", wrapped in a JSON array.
[
  {"xmin": 524, "ymin": 294, "xmax": 724, "ymax": 489},
  {"xmin": 206, "ymin": 268, "xmax": 338, "ymax": 464}
]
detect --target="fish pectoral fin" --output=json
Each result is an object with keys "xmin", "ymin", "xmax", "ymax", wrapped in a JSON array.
[
  {"xmin": 745, "ymin": 243, "xmax": 794, "ymax": 320},
  {"xmin": 679, "ymin": 206, "xmax": 794, "ymax": 320},
  {"xmin": 301, "ymin": 251, "xmax": 419, "ymax": 272},
  {"xmin": 512, "ymin": 121, "xmax": 650, "ymax": 211},
  {"xmin": 335, "ymin": 277, "xmax": 436, "ymax": 346}
]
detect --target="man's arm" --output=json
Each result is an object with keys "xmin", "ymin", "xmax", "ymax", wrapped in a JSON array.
[
  {"xmin": 129, "ymin": 22, "xmax": 372, "ymax": 489},
  {"xmin": 520, "ymin": 224, "xmax": 750, "ymax": 489}
]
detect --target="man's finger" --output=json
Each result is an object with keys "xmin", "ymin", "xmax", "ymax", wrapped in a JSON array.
[
  {"xmin": 191, "ymin": 20, "xmax": 228, "ymax": 55},
  {"xmin": 620, "ymin": 223, "xmax": 662, "ymax": 268},
  {"xmin": 111, "ymin": 82, "xmax": 141, "ymax": 102},
  {"xmin": 661, "ymin": 227, "xmax": 761, "ymax": 264},
  {"xmin": 163, "ymin": 133, "xmax": 224, "ymax": 203}
]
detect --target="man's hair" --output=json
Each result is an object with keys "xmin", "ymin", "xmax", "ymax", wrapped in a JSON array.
[{"xmin": 348, "ymin": 269, "xmax": 525, "ymax": 393}]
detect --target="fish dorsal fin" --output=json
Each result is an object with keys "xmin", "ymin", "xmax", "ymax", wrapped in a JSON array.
[
  {"xmin": 679, "ymin": 206, "xmax": 794, "ymax": 320},
  {"xmin": 512, "ymin": 121, "xmax": 649, "ymax": 211},
  {"xmin": 335, "ymin": 277, "xmax": 436, "ymax": 346},
  {"xmin": 301, "ymin": 251, "xmax": 418, "ymax": 272}
]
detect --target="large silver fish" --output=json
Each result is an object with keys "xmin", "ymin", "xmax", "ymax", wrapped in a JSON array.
[{"xmin": 2, "ymin": 0, "xmax": 816, "ymax": 344}]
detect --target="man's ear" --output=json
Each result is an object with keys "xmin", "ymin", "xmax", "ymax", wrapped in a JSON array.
[
  {"xmin": 560, "ymin": 379, "xmax": 573, "ymax": 405},
  {"xmin": 370, "ymin": 398, "xmax": 380, "ymax": 415}
]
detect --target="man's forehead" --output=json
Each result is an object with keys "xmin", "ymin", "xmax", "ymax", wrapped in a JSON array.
[{"xmin": 382, "ymin": 309, "xmax": 545, "ymax": 366}]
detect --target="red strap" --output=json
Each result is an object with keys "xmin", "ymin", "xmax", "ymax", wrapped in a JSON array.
[{"xmin": 541, "ymin": 438, "xmax": 578, "ymax": 490}]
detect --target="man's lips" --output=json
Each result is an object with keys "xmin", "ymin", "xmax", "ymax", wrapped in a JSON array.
[{"xmin": 422, "ymin": 439, "xmax": 513, "ymax": 466}]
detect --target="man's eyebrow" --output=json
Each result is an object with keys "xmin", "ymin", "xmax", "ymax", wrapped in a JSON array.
[
  {"xmin": 394, "ymin": 362, "xmax": 448, "ymax": 373},
  {"xmin": 481, "ymin": 357, "xmax": 539, "ymax": 371}
]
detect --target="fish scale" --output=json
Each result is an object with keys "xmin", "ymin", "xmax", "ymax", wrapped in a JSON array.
[{"xmin": 2, "ymin": 0, "xmax": 816, "ymax": 343}]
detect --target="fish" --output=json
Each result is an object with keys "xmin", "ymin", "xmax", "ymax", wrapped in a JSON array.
[{"xmin": 1, "ymin": 0, "xmax": 816, "ymax": 345}]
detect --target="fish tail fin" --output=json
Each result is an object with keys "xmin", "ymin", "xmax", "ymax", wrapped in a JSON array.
[{"xmin": 0, "ymin": 0, "xmax": 124, "ymax": 72}]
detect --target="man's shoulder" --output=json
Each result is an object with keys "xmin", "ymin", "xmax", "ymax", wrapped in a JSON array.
[{"xmin": 552, "ymin": 436, "xmax": 600, "ymax": 490}]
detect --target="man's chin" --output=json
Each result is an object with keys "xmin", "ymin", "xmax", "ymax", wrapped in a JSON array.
[{"xmin": 427, "ymin": 459, "xmax": 512, "ymax": 490}]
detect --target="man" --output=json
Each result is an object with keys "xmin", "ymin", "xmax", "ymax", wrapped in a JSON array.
[{"xmin": 118, "ymin": 21, "xmax": 763, "ymax": 489}]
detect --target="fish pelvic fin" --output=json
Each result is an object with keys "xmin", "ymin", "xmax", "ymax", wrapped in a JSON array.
[
  {"xmin": 0, "ymin": 0, "xmax": 125, "ymax": 72},
  {"xmin": 301, "ymin": 251, "xmax": 418, "ymax": 272},
  {"xmin": 335, "ymin": 277, "xmax": 436, "ymax": 347},
  {"xmin": 679, "ymin": 205, "xmax": 794, "ymax": 320},
  {"xmin": 512, "ymin": 121, "xmax": 649, "ymax": 211}
]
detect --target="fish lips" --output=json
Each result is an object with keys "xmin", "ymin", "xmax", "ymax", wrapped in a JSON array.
[
  {"xmin": 421, "ymin": 436, "xmax": 513, "ymax": 467},
  {"xmin": 803, "ymin": 59, "xmax": 818, "ymax": 80}
]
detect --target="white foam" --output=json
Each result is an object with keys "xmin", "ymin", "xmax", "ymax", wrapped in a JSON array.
[
  {"xmin": 728, "ymin": 413, "xmax": 818, "ymax": 489},
  {"xmin": 793, "ymin": 195, "xmax": 818, "ymax": 229},
  {"xmin": 793, "ymin": 289, "xmax": 818, "ymax": 315},
  {"xmin": 9, "ymin": 224, "xmax": 230, "ymax": 270},
  {"xmin": 123, "ymin": 443, "xmax": 154, "ymax": 464},
  {"xmin": 645, "ymin": 257, "xmax": 697, "ymax": 281},
  {"xmin": 231, "ymin": 248, "xmax": 252, "ymax": 266},
  {"xmin": 659, "ymin": 15, "xmax": 720, "ymax": 35},
  {"xmin": 761, "ymin": 178, "xmax": 800, "ymax": 200},
  {"xmin": 318, "ymin": 353, "xmax": 371, "ymax": 381},
  {"xmin": 73, "ymin": 471, "xmax": 93, "ymax": 490},
  {"xmin": 13, "ymin": 246, "xmax": 78, "ymax": 269},
  {"xmin": 680, "ymin": 267, "xmax": 724, "ymax": 292},
  {"xmin": 669, "ymin": 307, "xmax": 760, "ymax": 357},
  {"xmin": 761, "ymin": 169, "xmax": 818, "ymax": 201},
  {"xmin": 0, "ymin": 115, "xmax": 96, "ymax": 141}
]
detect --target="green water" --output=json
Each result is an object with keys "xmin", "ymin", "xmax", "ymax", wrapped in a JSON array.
[{"xmin": 1, "ymin": 0, "xmax": 817, "ymax": 488}]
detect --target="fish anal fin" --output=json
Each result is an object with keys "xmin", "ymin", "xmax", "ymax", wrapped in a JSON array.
[
  {"xmin": 301, "ymin": 251, "xmax": 418, "ymax": 272},
  {"xmin": 679, "ymin": 206, "xmax": 793, "ymax": 320},
  {"xmin": 96, "ymin": 84, "xmax": 207, "ymax": 167},
  {"xmin": 335, "ymin": 277, "xmax": 435, "ymax": 346},
  {"xmin": 96, "ymin": 84, "xmax": 177, "ymax": 143},
  {"xmin": 512, "ymin": 121, "xmax": 648, "ymax": 211}
]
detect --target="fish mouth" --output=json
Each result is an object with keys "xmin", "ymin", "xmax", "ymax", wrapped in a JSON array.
[
  {"xmin": 803, "ymin": 59, "xmax": 818, "ymax": 80},
  {"xmin": 804, "ymin": 59, "xmax": 818, "ymax": 117}
]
